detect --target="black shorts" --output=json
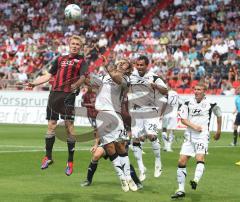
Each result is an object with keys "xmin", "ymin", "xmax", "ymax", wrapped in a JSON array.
[
  {"xmin": 46, "ymin": 91, "xmax": 76, "ymax": 121},
  {"xmin": 234, "ymin": 112, "xmax": 240, "ymax": 125}
]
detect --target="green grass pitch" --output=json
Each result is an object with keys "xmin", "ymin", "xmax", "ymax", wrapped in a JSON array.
[{"xmin": 0, "ymin": 124, "xmax": 240, "ymax": 202}]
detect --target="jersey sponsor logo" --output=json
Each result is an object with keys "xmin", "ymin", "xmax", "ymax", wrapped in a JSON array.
[
  {"xmin": 192, "ymin": 109, "xmax": 202, "ymax": 115},
  {"xmin": 61, "ymin": 60, "xmax": 75, "ymax": 67}
]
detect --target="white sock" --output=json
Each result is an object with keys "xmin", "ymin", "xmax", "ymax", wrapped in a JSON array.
[
  {"xmin": 111, "ymin": 155, "xmax": 126, "ymax": 180},
  {"xmin": 168, "ymin": 131, "xmax": 174, "ymax": 150},
  {"xmin": 162, "ymin": 132, "xmax": 168, "ymax": 148},
  {"xmin": 132, "ymin": 144, "xmax": 145, "ymax": 173},
  {"xmin": 151, "ymin": 138, "xmax": 161, "ymax": 168},
  {"xmin": 194, "ymin": 162, "xmax": 205, "ymax": 183},
  {"xmin": 119, "ymin": 154, "xmax": 131, "ymax": 181},
  {"xmin": 177, "ymin": 167, "xmax": 187, "ymax": 192}
]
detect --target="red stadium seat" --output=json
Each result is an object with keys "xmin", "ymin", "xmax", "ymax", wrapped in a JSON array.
[
  {"xmin": 184, "ymin": 88, "xmax": 192, "ymax": 94},
  {"xmin": 190, "ymin": 80, "xmax": 199, "ymax": 88},
  {"xmin": 177, "ymin": 88, "xmax": 184, "ymax": 94}
]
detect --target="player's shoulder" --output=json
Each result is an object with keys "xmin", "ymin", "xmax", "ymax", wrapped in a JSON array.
[
  {"xmin": 203, "ymin": 97, "xmax": 216, "ymax": 105},
  {"xmin": 184, "ymin": 97, "xmax": 194, "ymax": 106}
]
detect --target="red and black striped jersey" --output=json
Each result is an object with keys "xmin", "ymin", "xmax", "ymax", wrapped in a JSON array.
[{"xmin": 49, "ymin": 54, "xmax": 87, "ymax": 92}]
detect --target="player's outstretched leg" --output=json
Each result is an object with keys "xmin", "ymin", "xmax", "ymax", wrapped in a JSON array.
[
  {"xmin": 150, "ymin": 137, "xmax": 162, "ymax": 178},
  {"xmin": 191, "ymin": 161, "xmax": 205, "ymax": 190},
  {"xmin": 130, "ymin": 164, "xmax": 143, "ymax": 190},
  {"xmin": 132, "ymin": 142, "xmax": 146, "ymax": 181},
  {"xmin": 65, "ymin": 138, "xmax": 76, "ymax": 176},
  {"xmin": 171, "ymin": 165, "xmax": 187, "ymax": 198},
  {"xmin": 41, "ymin": 133, "xmax": 55, "ymax": 169},
  {"xmin": 81, "ymin": 160, "xmax": 98, "ymax": 187}
]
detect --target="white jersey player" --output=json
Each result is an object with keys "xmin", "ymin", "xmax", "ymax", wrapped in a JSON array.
[
  {"xmin": 128, "ymin": 55, "xmax": 168, "ymax": 181},
  {"xmin": 92, "ymin": 59, "xmax": 137, "ymax": 192},
  {"xmin": 162, "ymin": 89, "xmax": 180, "ymax": 152},
  {"xmin": 171, "ymin": 82, "xmax": 222, "ymax": 199}
]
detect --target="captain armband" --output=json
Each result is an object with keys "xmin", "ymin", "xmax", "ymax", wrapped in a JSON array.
[{"xmin": 212, "ymin": 105, "xmax": 222, "ymax": 117}]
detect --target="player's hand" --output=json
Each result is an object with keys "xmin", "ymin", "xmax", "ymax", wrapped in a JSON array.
[
  {"xmin": 151, "ymin": 83, "xmax": 157, "ymax": 89},
  {"xmin": 27, "ymin": 82, "xmax": 35, "ymax": 88},
  {"xmin": 90, "ymin": 145, "xmax": 98, "ymax": 153},
  {"xmin": 194, "ymin": 125, "xmax": 202, "ymax": 132},
  {"xmin": 71, "ymin": 83, "xmax": 79, "ymax": 92},
  {"xmin": 213, "ymin": 131, "xmax": 221, "ymax": 141}
]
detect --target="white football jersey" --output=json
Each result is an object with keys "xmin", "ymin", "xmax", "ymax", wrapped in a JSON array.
[
  {"xmin": 164, "ymin": 90, "xmax": 179, "ymax": 117},
  {"xmin": 128, "ymin": 69, "xmax": 167, "ymax": 111},
  {"xmin": 93, "ymin": 74, "xmax": 128, "ymax": 113},
  {"xmin": 179, "ymin": 96, "xmax": 221, "ymax": 137}
]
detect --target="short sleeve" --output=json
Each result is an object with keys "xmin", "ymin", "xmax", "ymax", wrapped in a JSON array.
[
  {"xmin": 179, "ymin": 102, "xmax": 189, "ymax": 119},
  {"xmin": 79, "ymin": 60, "xmax": 88, "ymax": 76},
  {"xmin": 155, "ymin": 77, "xmax": 168, "ymax": 89},
  {"xmin": 48, "ymin": 57, "xmax": 59, "ymax": 75}
]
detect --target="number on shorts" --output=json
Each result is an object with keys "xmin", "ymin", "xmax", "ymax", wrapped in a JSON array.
[
  {"xmin": 196, "ymin": 143, "xmax": 204, "ymax": 151},
  {"xmin": 148, "ymin": 124, "xmax": 157, "ymax": 131}
]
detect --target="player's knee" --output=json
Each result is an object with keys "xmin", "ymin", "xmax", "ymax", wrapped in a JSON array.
[
  {"xmin": 47, "ymin": 120, "xmax": 57, "ymax": 133},
  {"xmin": 67, "ymin": 136, "xmax": 76, "ymax": 143},
  {"xmin": 93, "ymin": 151, "xmax": 103, "ymax": 161},
  {"xmin": 132, "ymin": 142, "xmax": 141, "ymax": 149},
  {"xmin": 104, "ymin": 143, "xmax": 115, "ymax": 156},
  {"xmin": 149, "ymin": 135, "xmax": 157, "ymax": 142},
  {"xmin": 196, "ymin": 156, "xmax": 205, "ymax": 162},
  {"xmin": 139, "ymin": 136, "xmax": 145, "ymax": 142},
  {"xmin": 178, "ymin": 158, "xmax": 187, "ymax": 167}
]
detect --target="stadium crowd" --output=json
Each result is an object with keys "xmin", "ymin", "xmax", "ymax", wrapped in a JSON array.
[{"xmin": 0, "ymin": 0, "xmax": 239, "ymax": 94}]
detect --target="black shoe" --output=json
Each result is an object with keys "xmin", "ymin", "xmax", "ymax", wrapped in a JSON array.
[
  {"xmin": 171, "ymin": 190, "xmax": 185, "ymax": 199},
  {"xmin": 81, "ymin": 180, "xmax": 91, "ymax": 187},
  {"xmin": 190, "ymin": 180, "xmax": 198, "ymax": 190}
]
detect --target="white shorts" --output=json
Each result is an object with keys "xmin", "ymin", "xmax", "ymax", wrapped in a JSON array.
[
  {"xmin": 180, "ymin": 132, "xmax": 209, "ymax": 157},
  {"xmin": 162, "ymin": 115, "xmax": 177, "ymax": 130},
  {"xmin": 131, "ymin": 109, "xmax": 160, "ymax": 139},
  {"xmin": 96, "ymin": 111, "xmax": 126, "ymax": 145}
]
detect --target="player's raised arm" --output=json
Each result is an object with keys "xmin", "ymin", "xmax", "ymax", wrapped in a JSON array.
[
  {"xmin": 212, "ymin": 105, "xmax": 222, "ymax": 140},
  {"xmin": 151, "ymin": 77, "xmax": 168, "ymax": 95},
  {"xmin": 108, "ymin": 59, "xmax": 132, "ymax": 87}
]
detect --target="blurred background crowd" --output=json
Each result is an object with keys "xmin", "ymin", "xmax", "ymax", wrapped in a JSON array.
[{"xmin": 0, "ymin": 0, "xmax": 239, "ymax": 95}]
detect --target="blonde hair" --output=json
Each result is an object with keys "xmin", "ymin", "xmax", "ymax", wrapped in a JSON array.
[
  {"xmin": 70, "ymin": 35, "xmax": 84, "ymax": 44},
  {"xmin": 196, "ymin": 82, "xmax": 207, "ymax": 90}
]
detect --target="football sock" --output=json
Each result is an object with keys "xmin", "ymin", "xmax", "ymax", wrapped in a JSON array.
[
  {"xmin": 45, "ymin": 134, "xmax": 55, "ymax": 160},
  {"xmin": 119, "ymin": 153, "xmax": 131, "ymax": 181},
  {"xmin": 151, "ymin": 138, "xmax": 161, "ymax": 168},
  {"xmin": 177, "ymin": 165, "xmax": 187, "ymax": 192},
  {"xmin": 162, "ymin": 132, "xmax": 168, "ymax": 148},
  {"xmin": 87, "ymin": 160, "xmax": 98, "ymax": 182},
  {"xmin": 130, "ymin": 164, "xmax": 141, "ymax": 184},
  {"xmin": 109, "ymin": 153, "xmax": 126, "ymax": 180},
  {"xmin": 67, "ymin": 138, "xmax": 75, "ymax": 162},
  {"xmin": 169, "ymin": 131, "xmax": 174, "ymax": 143},
  {"xmin": 132, "ymin": 142, "xmax": 145, "ymax": 174},
  {"xmin": 194, "ymin": 161, "xmax": 205, "ymax": 183},
  {"xmin": 233, "ymin": 130, "xmax": 238, "ymax": 145}
]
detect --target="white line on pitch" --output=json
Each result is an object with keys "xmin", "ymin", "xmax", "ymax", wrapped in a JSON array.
[{"xmin": 0, "ymin": 145, "xmax": 238, "ymax": 153}]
